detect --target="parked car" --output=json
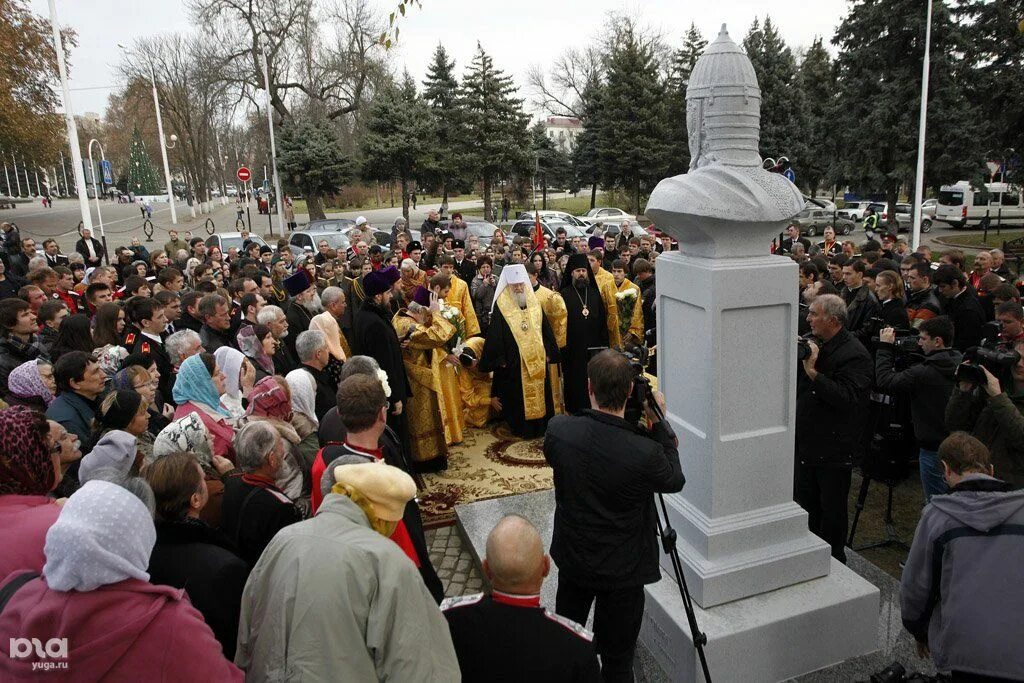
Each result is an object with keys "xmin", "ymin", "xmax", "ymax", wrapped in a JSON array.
[
  {"xmin": 0, "ymin": 195, "xmax": 33, "ymax": 209},
  {"xmin": 585, "ymin": 220, "xmax": 644, "ymax": 239},
  {"xmin": 517, "ymin": 210, "xmax": 590, "ymax": 228},
  {"xmin": 305, "ymin": 218, "xmax": 356, "ymax": 232},
  {"xmin": 838, "ymin": 201, "xmax": 876, "ymax": 222},
  {"xmin": 371, "ymin": 229, "xmax": 421, "ymax": 249},
  {"xmin": 575, "ymin": 207, "xmax": 636, "ymax": 226},
  {"xmin": 288, "ymin": 230, "xmax": 352, "ymax": 258},
  {"xmin": 205, "ymin": 232, "xmax": 269, "ymax": 254},
  {"xmin": 881, "ymin": 203, "xmax": 913, "ymax": 232},
  {"xmin": 792, "ymin": 208, "xmax": 855, "ymax": 237}
]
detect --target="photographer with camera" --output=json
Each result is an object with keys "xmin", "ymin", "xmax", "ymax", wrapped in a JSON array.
[
  {"xmin": 544, "ymin": 349, "xmax": 683, "ymax": 681},
  {"xmin": 875, "ymin": 317, "xmax": 962, "ymax": 501},
  {"xmin": 796, "ymin": 294, "xmax": 873, "ymax": 563},
  {"xmin": 945, "ymin": 339, "xmax": 1024, "ymax": 489},
  {"xmin": 900, "ymin": 432, "xmax": 1024, "ymax": 681}
]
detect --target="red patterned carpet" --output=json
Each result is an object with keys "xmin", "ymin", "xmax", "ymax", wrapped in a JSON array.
[{"xmin": 417, "ymin": 423, "xmax": 553, "ymax": 528}]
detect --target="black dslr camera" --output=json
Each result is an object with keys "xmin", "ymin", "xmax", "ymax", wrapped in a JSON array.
[
  {"xmin": 955, "ymin": 341, "xmax": 1021, "ymax": 385},
  {"xmin": 621, "ymin": 346, "xmax": 653, "ymax": 426}
]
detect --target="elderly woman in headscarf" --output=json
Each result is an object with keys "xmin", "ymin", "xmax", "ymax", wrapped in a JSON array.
[
  {"xmin": 236, "ymin": 323, "xmax": 277, "ymax": 383},
  {"xmin": 4, "ymin": 359, "xmax": 56, "ymax": 412},
  {"xmin": 213, "ymin": 346, "xmax": 256, "ymax": 420},
  {"xmin": 153, "ymin": 413, "xmax": 236, "ymax": 529},
  {"xmin": 285, "ymin": 367, "xmax": 320, "ymax": 447},
  {"xmin": 0, "ymin": 407, "xmax": 65, "ymax": 578},
  {"xmin": 80, "ymin": 390, "xmax": 148, "ymax": 487},
  {"xmin": 245, "ymin": 376, "xmax": 313, "ymax": 507},
  {"xmin": 0, "ymin": 478, "xmax": 244, "ymax": 681},
  {"xmin": 309, "ymin": 304, "xmax": 347, "ymax": 386},
  {"xmin": 172, "ymin": 353, "xmax": 236, "ymax": 462},
  {"xmin": 111, "ymin": 365, "xmax": 168, "ymax": 462}
]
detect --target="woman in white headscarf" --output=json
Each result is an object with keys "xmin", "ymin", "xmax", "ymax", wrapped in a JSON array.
[
  {"xmin": 0, "ymin": 479, "xmax": 243, "ymax": 681},
  {"xmin": 213, "ymin": 346, "xmax": 256, "ymax": 420},
  {"xmin": 285, "ymin": 368, "xmax": 320, "ymax": 446}
]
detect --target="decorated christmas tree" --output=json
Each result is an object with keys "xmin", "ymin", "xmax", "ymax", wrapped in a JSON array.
[{"xmin": 124, "ymin": 126, "xmax": 161, "ymax": 195}]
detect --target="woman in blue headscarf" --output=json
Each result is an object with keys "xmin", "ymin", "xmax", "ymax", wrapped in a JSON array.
[{"xmin": 172, "ymin": 353, "xmax": 236, "ymax": 462}]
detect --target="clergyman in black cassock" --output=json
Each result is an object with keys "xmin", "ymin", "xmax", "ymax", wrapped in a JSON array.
[{"xmin": 559, "ymin": 253, "xmax": 609, "ymax": 414}]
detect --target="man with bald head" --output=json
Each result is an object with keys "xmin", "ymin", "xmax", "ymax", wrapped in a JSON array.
[{"xmin": 442, "ymin": 515, "xmax": 599, "ymax": 681}]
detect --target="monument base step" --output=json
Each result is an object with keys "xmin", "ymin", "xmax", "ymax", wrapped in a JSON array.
[{"xmin": 639, "ymin": 557, "xmax": 879, "ymax": 682}]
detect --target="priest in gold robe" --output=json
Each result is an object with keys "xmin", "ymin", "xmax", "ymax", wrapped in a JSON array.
[
  {"xmin": 479, "ymin": 264, "xmax": 560, "ymax": 438},
  {"xmin": 437, "ymin": 255, "xmax": 481, "ymax": 337},
  {"xmin": 527, "ymin": 262, "xmax": 568, "ymax": 415},
  {"xmin": 392, "ymin": 286, "xmax": 455, "ymax": 472},
  {"xmin": 457, "ymin": 336, "xmax": 495, "ymax": 428},
  {"xmin": 426, "ymin": 272, "xmax": 465, "ymax": 446},
  {"xmin": 611, "ymin": 258, "xmax": 645, "ymax": 347},
  {"xmin": 586, "ymin": 245, "xmax": 622, "ymax": 349}
]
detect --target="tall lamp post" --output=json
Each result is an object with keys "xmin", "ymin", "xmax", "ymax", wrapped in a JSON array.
[
  {"xmin": 87, "ymin": 139, "xmax": 109, "ymax": 263},
  {"xmin": 48, "ymin": 0, "xmax": 93, "ymax": 232},
  {"xmin": 149, "ymin": 65, "xmax": 178, "ymax": 224},
  {"xmin": 260, "ymin": 47, "xmax": 286, "ymax": 236},
  {"xmin": 910, "ymin": 0, "xmax": 933, "ymax": 251},
  {"xmin": 2, "ymin": 154, "xmax": 10, "ymax": 196}
]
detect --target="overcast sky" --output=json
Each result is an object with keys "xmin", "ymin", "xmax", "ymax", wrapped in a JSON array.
[{"xmin": 32, "ymin": 0, "xmax": 851, "ymax": 119}]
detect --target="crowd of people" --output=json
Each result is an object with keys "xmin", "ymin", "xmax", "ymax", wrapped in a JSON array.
[
  {"xmin": 786, "ymin": 224, "xmax": 1024, "ymax": 680},
  {"xmin": 0, "ymin": 213, "xmax": 676, "ymax": 680},
  {"xmin": 1, "ymin": 204, "xmax": 1020, "ymax": 680}
]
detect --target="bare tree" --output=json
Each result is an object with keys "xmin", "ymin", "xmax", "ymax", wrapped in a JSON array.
[
  {"xmin": 189, "ymin": 0, "xmax": 389, "ymax": 219},
  {"xmin": 121, "ymin": 35, "xmax": 231, "ymax": 215},
  {"xmin": 526, "ymin": 46, "xmax": 604, "ymax": 119}
]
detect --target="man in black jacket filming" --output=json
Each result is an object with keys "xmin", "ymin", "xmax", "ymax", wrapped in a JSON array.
[
  {"xmin": 796, "ymin": 293, "xmax": 873, "ymax": 563},
  {"xmin": 544, "ymin": 349, "xmax": 684, "ymax": 682}
]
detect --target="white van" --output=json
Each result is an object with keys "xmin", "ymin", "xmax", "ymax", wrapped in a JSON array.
[{"xmin": 936, "ymin": 181, "xmax": 1024, "ymax": 229}]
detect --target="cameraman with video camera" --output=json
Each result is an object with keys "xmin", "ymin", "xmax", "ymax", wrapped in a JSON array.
[
  {"xmin": 875, "ymin": 316, "xmax": 962, "ymax": 501},
  {"xmin": 796, "ymin": 294, "xmax": 873, "ymax": 563},
  {"xmin": 544, "ymin": 349, "xmax": 683, "ymax": 681},
  {"xmin": 945, "ymin": 338, "xmax": 1024, "ymax": 489}
]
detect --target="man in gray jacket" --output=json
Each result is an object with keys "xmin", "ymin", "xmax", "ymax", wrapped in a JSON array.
[
  {"xmin": 235, "ymin": 462, "xmax": 459, "ymax": 682},
  {"xmin": 901, "ymin": 431, "xmax": 1024, "ymax": 681}
]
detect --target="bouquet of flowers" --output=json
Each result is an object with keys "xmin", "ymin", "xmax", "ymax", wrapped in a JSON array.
[
  {"xmin": 438, "ymin": 299, "xmax": 467, "ymax": 356},
  {"xmin": 615, "ymin": 288, "xmax": 638, "ymax": 339}
]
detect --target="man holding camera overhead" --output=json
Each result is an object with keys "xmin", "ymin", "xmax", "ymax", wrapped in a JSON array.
[
  {"xmin": 544, "ymin": 350, "xmax": 683, "ymax": 682},
  {"xmin": 795, "ymin": 294, "xmax": 873, "ymax": 563},
  {"xmin": 945, "ymin": 336, "xmax": 1024, "ymax": 489},
  {"xmin": 875, "ymin": 316, "xmax": 962, "ymax": 501}
]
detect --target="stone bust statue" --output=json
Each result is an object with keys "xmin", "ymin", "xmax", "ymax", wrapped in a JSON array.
[{"xmin": 646, "ymin": 25, "xmax": 804, "ymax": 258}]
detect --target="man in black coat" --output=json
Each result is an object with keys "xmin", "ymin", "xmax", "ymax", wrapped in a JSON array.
[
  {"xmin": 352, "ymin": 267, "xmax": 411, "ymax": 452},
  {"xmin": 778, "ymin": 223, "xmax": 811, "ymax": 256},
  {"xmin": 934, "ymin": 264, "xmax": 986, "ymax": 351},
  {"xmin": 544, "ymin": 349, "xmax": 683, "ymax": 681},
  {"xmin": 841, "ymin": 259, "xmax": 881, "ymax": 341},
  {"xmin": 443, "ymin": 515, "xmax": 600, "ymax": 681},
  {"xmin": 282, "ymin": 269, "xmax": 318, "ymax": 361},
  {"xmin": 75, "ymin": 227, "xmax": 104, "ymax": 268},
  {"xmin": 795, "ymin": 294, "xmax": 873, "ymax": 563},
  {"xmin": 560, "ymin": 253, "xmax": 609, "ymax": 414},
  {"xmin": 294, "ymin": 329, "xmax": 338, "ymax": 421}
]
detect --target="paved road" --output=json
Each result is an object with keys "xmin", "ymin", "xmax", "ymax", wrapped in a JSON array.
[{"xmin": 0, "ymin": 195, "xmax": 986, "ymax": 257}]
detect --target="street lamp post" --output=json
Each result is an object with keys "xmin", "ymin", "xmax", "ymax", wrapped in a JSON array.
[
  {"xmin": 22, "ymin": 155, "xmax": 31, "ymax": 197},
  {"xmin": 87, "ymin": 139, "xmax": 109, "ymax": 264},
  {"xmin": 12, "ymin": 153, "xmax": 22, "ymax": 197},
  {"xmin": 48, "ymin": 0, "xmax": 93, "ymax": 232},
  {"xmin": 261, "ymin": 47, "xmax": 286, "ymax": 236},
  {"xmin": 911, "ymin": 0, "xmax": 933, "ymax": 252},
  {"xmin": 148, "ymin": 64, "xmax": 178, "ymax": 224},
  {"xmin": 60, "ymin": 151, "xmax": 69, "ymax": 197},
  {"xmin": 2, "ymin": 154, "xmax": 10, "ymax": 196}
]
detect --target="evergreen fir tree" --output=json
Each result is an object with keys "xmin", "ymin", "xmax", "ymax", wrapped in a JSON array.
[
  {"xmin": 531, "ymin": 122, "xmax": 571, "ymax": 209},
  {"xmin": 572, "ymin": 79, "xmax": 604, "ymax": 208},
  {"xmin": 421, "ymin": 44, "xmax": 464, "ymax": 204},
  {"xmin": 797, "ymin": 37, "xmax": 836, "ymax": 195},
  {"xmin": 832, "ymin": 0, "xmax": 984, "ymax": 210},
  {"xmin": 665, "ymin": 23, "xmax": 707, "ymax": 174},
  {"xmin": 458, "ymin": 43, "xmax": 531, "ymax": 218},
  {"xmin": 278, "ymin": 116, "xmax": 355, "ymax": 221},
  {"xmin": 743, "ymin": 18, "xmax": 808, "ymax": 179},
  {"xmin": 955, "ymin": 0, "xmax": 1024, "ymax": 180},
  {"xmin": 125, "ymin": 126, "xmax": 161, "ymax": 195},
  {"xmin": 595, "ymin": 24, "xmax": 669, "ymax": 213},
  {"xmin": 361, "ymin": 73, "xmax": 436, "ymax": 220}
]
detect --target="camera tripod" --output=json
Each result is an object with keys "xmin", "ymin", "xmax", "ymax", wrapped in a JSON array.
[
  {"xmin": 645, "ymin": 394, "xmax": 713, "ymax": 682},
  {"xmin": 847, "ymin": 471, "xmax": 911, "ymax": 552}
]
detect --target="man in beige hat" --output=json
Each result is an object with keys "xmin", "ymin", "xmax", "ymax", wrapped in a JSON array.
[{"xmin": 236, "ymin": 461, "xmax": 459, "ymax": 681}]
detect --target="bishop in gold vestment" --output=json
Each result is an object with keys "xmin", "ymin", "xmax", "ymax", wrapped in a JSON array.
[{"xmin": 478, "ymin": 265, "xmax": 560, "ymax": 438}]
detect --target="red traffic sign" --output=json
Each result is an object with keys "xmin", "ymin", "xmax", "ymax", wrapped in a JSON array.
[{"xmin": 236, "ymin": 166, "xmax": 252, "ymax": 183}]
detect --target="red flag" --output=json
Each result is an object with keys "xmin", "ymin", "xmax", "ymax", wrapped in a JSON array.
[{"xmin": 533, "ymin": 210, "xmax": 544, "ymax": 250}]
